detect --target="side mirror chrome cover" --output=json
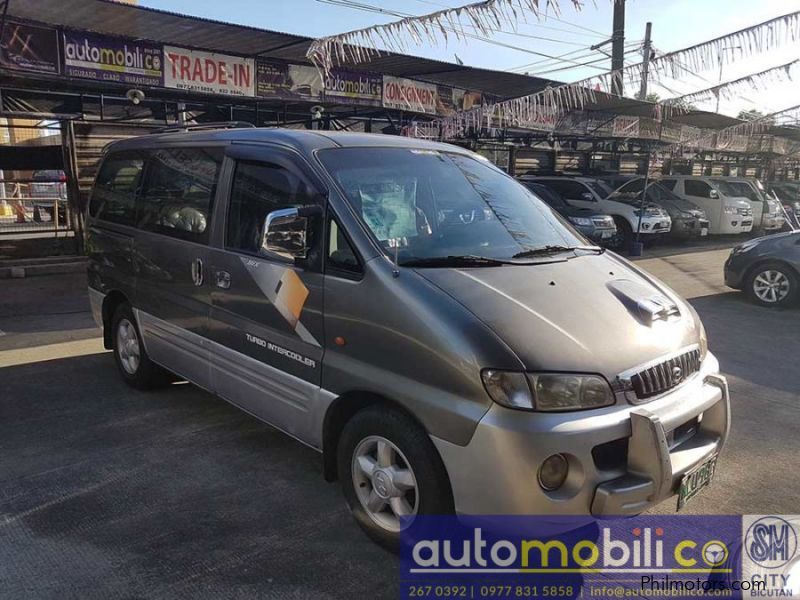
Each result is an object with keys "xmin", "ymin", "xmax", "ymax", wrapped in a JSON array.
[{"xmin": 261, "ymin": 207, "xmax": 313, "ymax": 262}]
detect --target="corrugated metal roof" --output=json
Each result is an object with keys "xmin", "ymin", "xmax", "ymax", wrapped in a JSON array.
[{"xmin": 8, "ymin": 0, "xmax": 557, "ymax": 98}]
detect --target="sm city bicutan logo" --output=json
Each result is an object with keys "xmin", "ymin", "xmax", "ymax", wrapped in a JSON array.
[
  {"xmin": 746, "ymin": 516, "xmax": 798, "ymax": 569},
  {"xmin": 410, "ymin": 527, "xmax": 731, "ymax": 574}
]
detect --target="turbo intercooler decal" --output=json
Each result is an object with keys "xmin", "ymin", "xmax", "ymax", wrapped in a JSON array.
[{"xmin": 239, "ymin": 257, "xmax": 321, "ymax": 347}]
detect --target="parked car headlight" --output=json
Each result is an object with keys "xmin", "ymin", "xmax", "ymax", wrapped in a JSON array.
[
  {"xmin": 723, "ymin": 206, "xmax": 738, "ymax": 215},
  {"xmin": 568, "ymin": 216, "xmax": 592, "ymax": 227},
  {"xmin": 482, "ymin": 371, "xmax": 615, "ymax": 411}
]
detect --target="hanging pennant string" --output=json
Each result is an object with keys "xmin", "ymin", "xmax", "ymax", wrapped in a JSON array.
[
  {"xmin": 306, "ymin": 0, "xmax": 591, "ymax": 75},
  {"xmin": 659, "ymin": 59, "xmax": 800, "ymax": 118},
  {"xmin": 676, "ymin": 103, "xmax": 800, "ymax": 152},
  {"xmin": 375, "ymin": 10, "xmax": 800, "ymax": 137}
]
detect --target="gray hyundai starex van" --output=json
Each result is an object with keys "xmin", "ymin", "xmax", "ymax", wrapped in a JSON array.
[{"xmin": 86, "ymin": 127, "xmax": 730, "ymax": 550}]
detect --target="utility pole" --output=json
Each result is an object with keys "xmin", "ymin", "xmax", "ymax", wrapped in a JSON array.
[
  {"xmin": 638, "ymin": 22, "xmax": 653, "ymax": 100},
  {"xmin": 611, "ymin": 0, "xmax": 626, "ymax": 96}
]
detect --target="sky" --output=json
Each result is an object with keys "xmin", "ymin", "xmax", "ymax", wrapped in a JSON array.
[{"xmin": 138, "ymin": 0, "xmax": 800, "ymax": 117}]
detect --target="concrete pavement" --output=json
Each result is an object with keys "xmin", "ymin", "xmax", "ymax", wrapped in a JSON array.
[{"xmin": 0, "ymin": 249, "xmax": 798, "ymax": 598}]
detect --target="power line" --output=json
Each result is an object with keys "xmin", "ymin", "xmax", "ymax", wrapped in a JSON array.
[
  {"xmin": 408, "ymin": 0, "xmax": 608, "ymax": 38},
  {"xmin": 509, "ymin": 40, "xmax": 642, "ymax": 73}
]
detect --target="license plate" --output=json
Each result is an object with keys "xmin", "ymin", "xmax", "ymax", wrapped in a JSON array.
[
  {"xmin": 601, "ymin": 231, "xmax": 613, "ymax": 239},
  {"xmin": 700, "ymin": 228, "xmax": 708, "ymax": 236},
  {"xmin": 677, "ymin": 454, "xmax": 717, "ymax": 510}
]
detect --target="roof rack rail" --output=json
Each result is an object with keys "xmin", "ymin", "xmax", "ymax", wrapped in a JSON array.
[{"xmin": 150, "ymin": 121, "xmax": 257, "ymax": 134}]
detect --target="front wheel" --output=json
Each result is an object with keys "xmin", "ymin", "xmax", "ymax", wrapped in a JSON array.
[
  {"xmin": 112, "ymin": 303, "xmax": 171, "ymax": 389},
  {"xmin": 745, "ymin": 262, "xmax": 798, "ymax": 307},
  {"xmin": 338, "ymin": 406, "xmax": 454, "ymax": 552}
]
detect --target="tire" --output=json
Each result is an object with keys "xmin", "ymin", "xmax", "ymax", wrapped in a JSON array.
[
  {"xmin": 111, "ymin": 303, "xmax": 171, "ymax": 389},
  {"xmin": 608, "ymin": 217, "xmax": 632, "ymax": 250},
  {"xmin": 745, "ymin": 261, "xmax": 798, "ymax": 308},
  {"xmin": 337, "ymin": 405, "xmax": 454, "ymax": 552}
]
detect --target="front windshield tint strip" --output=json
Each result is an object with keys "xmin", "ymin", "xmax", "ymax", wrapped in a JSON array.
[{"xmin": 316, "ymin": 148, "xmax": 585, "ymax": 265}]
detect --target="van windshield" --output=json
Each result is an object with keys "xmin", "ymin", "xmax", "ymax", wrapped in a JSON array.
[{"xmin": 318, "ymin": 147, "xmax": 586, "ymax": 264}]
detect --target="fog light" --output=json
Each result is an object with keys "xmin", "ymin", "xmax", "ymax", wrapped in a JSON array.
[
  {"xmin": 731, "ymin": 221, "xmax": 738, "ymax": 226},
  {"xmin": 538, "ymin": 454, "xmax": 569, "ymax": 491},
  {"xmin": 642, "ymin": 223, "xmax": 650, "ymax": 230}
]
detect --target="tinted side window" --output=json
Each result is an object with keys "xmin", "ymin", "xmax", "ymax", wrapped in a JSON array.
[
  {"xmin": 226, "ymin": 161, "xmax": 318, "ymax": 255},
  {"xmin": 89, "ymin": 152, "xmax": 144, "ymax": 226},
  {"xmin": 659, "ymin": 179, "xmax": 676, "ymax": 191},
  {"xmin": 545, "ymin": 180, "xmax": 589, "ymax": 200},
  {"xmin": 138, "ymin": 147, "xmax": 223, "ymax": 244},
  {"xmin": 684, "ymin": 180, "xmax": 712, "ymax": 198}
]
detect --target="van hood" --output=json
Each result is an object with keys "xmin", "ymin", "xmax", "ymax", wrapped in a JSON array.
[{"xmin": 416, "ymin": 253, "xmax": 703, "ymax": 381}]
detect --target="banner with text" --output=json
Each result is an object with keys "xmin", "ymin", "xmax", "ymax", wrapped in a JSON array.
[
  {"xmin": 255, "ymin": 60, "xmax": 322, "ymax": 100},
  {"xmin": 0, "ymin": 21, "xmax": 59, "ymax": 74},
  {"xmin": 324, "ymin": 69, "xmax": 383, "ymax": 106},
  {"xmin": 63, "ymin": 31, "xmax": 163, "ymax": 87},
  {"xmin": 383, "ymin": 76, "xmax": 438, "ymax": 115},
  {"xmin": 164, "ymin": 46, "xmax": 254, "ymax": 97}
]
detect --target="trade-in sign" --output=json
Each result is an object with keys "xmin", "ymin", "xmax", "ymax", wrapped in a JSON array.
[
  {"xmin": 0, "ymin": 21, "xmax": 59, "ymax": 74},
  {"xmin": 164, "ymin": 46, "xmax": 254, "ymax": 97},
  {"xmin": 63, "ymin": 31, "xmax": 162, "ymax": 87}
]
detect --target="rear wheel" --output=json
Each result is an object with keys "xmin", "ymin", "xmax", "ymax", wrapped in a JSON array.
[
  {"xmin": 112, "ymin": 303, "xmax": 171, "ymax": 389},
  {"xmin": 337, "ymin": 406, "xmax": 453, "ymax": 552},
  {"xmin": 745, "ymin": 262, "xmax": 798, "ymax": 307}
]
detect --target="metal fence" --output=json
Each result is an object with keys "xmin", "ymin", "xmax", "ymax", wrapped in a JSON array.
[{"xmin": 0, "ymin": 179, "xmax": 73, "ymax": 235}]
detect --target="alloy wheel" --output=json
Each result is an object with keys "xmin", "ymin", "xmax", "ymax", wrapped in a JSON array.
[
  {"xmin": 752, "ymin": 269, "xmax": 791, "ymax": 304},
  {"xmin": 352, "ymin": 435, "xmax": 418, "ymax": 533},
  {"xmin": 116, "ymin": 318, "xmax": 141, "ymax": 375}
]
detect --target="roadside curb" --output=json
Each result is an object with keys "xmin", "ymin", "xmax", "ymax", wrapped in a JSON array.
[{"xmin": 0, "ymin": 256, "xmax": 87, "ymax": 279}]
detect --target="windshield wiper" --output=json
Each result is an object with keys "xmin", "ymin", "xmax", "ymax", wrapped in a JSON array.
[
  {"xmin": 400, "ymin": 255, "xmax": 505, "ymax": 268},
  {"xmin": 512, "ymin": 245, "xmax": 605, "ymax": 259}
]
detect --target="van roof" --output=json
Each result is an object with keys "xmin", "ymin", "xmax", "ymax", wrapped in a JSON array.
[{"xmin": 105, "ymin": 128, "xmax": 473, "ymax": 158}]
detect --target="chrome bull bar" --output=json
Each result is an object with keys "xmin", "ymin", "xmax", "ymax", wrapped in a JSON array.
[{"xmin": 591, "ymin": 373, "xmax": 730, "ymax": 515}]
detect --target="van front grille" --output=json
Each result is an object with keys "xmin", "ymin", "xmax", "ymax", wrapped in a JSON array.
[{"xmin": 630, "ymin": 349, "xmax": 701, "ymax": 399}]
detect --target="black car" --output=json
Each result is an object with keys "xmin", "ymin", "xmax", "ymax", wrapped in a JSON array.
[
  {"xmin": 521, "ymin": 181, "xmax": 617, "ymax": 243},
  {"xmin": 724, "ymin": 232, "xmax": 800, "ymax": 307},
  {"xmin": 611, "ymin": 178, "xmax": 710, "ymax": 240}
]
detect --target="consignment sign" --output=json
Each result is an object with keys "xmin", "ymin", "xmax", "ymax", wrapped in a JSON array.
[{"xmin": 164, "ymin": 46, "xmax": 254, "ymax": 97}]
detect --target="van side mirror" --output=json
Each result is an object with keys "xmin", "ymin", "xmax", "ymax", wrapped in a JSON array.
[
  {"xmin": 709, "ymin": 189, "xmax": 719, "ymax": 199},
  {"xmin": 261, "ymin": 206, "xmax": 321, "ymax": 261}
]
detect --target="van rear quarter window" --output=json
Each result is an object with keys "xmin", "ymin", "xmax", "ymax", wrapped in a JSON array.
[{"xmin": 138, "ymin": 147, "xmax": 223, "ymax": 244}]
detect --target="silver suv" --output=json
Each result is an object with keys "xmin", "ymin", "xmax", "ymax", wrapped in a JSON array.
[{"xmin": 87, "ymin": 128, "xmax": 730, "ymax": 550}]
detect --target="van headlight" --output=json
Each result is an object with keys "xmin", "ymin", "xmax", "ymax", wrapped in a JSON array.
[{"xmin": 482, "ymin": 370, "xmax": 614, "ymax": 411}]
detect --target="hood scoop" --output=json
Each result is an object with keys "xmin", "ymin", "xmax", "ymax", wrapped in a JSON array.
[{"xmin": 606, "ymin": 279, "xmax": 680, "ymax": 326}]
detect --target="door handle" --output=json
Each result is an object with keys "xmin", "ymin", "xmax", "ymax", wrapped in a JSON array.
[
  {"xmin": 191, "ymin": 258, "xmax": 204, "ymax": 286},
  {"xmin": 215, "ymin": 270, "xmax": 231, "ymax": 289}
]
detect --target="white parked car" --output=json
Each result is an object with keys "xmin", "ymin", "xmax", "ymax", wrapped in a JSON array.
[
  {"xmin": 659, "ymin": 176, "xmax": 753, "ymax": 235},
  {"xmin": 718, "ymin": 177, "xmax": 784, "ymax": 232},
  {"xmin": 521, "ymin": 176, "xmax": 671, "ymax": 244}
]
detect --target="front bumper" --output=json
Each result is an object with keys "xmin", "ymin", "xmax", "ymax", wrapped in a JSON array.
[
  {"xmin": 580, "ymin": 225, "xmax": 617, "ymax": 242},
  {"xmin": 762, "ymin": 214, "xmax": 786, "ymax": 230},
  {"xmin": 433, "ymin": 353, "xmax": 729, "ymax": 515}
]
